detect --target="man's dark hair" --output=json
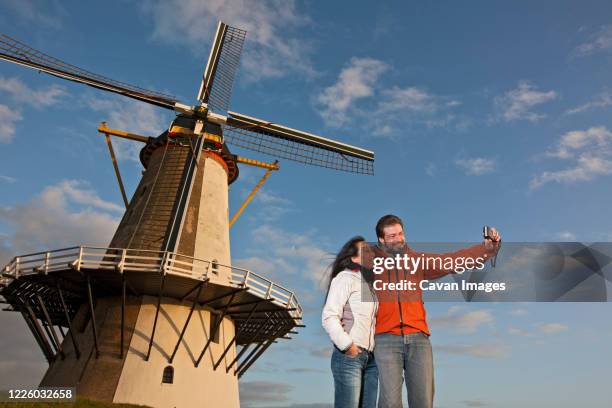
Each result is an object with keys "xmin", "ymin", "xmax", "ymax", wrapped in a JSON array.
[{"xmin": 376, "ymin": 214, "xmax": 404, "ymax": 238}]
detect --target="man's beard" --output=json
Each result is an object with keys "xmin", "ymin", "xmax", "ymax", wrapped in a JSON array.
[{"xmin": 381, "ymin": 241, "xmax": 407, "ymax": 255}]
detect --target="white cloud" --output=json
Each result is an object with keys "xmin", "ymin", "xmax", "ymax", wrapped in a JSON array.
[
  {"xmin": 530, "ymin": 126, "xmax": 612, "ymax": 189},
  {"xmin": 243, "ymin": 188, "xmax": 293, "ymax": 222},
  {"xmin": 508, "ymin": 308, "xmax": 528, "ymax": 317},
  {"xmin": 429, "ymin": 307, "xmax": 494, "ymax": 334},
  {"xmin": 506, "ymin": 322, "xmax": 568, "ymax": 338},
  {"xmin": 0, "ymin": 175, "xmax": 17, "ymax": 183},
  {"xmin": 566, "ymin": 91, "xmax": 612, "ymax": 115},
  {"xmin": 316, "ymin": 57, "xmax": 466, "ymax": 136},
  {"xmin": 251, "ymin": 189, "xmax": 291, "ymax": 206},
  {"xmin": 0, "ymin": 77, "xmax": 66, "ymax": 143},
  {"xmin": 507, "ymin": 327, "xmax": 531, "ymax": 337},
  {"xmin": 85, "ymin": 95, "xmax": 168, "ymax": 135},
  {"xmin": 141, "ymin": 0, "xmax": 314, "ymax": 82},
  {"xmin": 239, "ymin": 381, "xmax": 292, "ymax": 405},
  {"xmin": 307, "ymin": 345, "xmax": 332, "ymax": 359},
  {"xmin": 556, "ymin": 231, "xmax": 577, "ymax": 241},
  {"xmin": 462, "ymin": 400, "xmax": 488, "ymax": 407},
  {"xmin": 425, "ymin": 162, "xmax": 436, "ymax": 177},
  {"xmin": 0, "ymin": 313, "xmax": 47, "ymax": 388},
  {"xmin": 501, "ymin": 247, "xmax": 546, "ymax": 272},
  {"xmin": 435, "ymin": 343, "xmax": 509, "ymax": 359},
  {"xmin": 0, "ymin": 104, "xmax": 22, "ymax": 143},
  {"xmin": 494, "ymin": 81, "xmax": 557, "ymax": 122},
  {"xmin": 47, "ymin": 179, "xmax": 124, "ymax": 213},
  {"xmin": 0, "ymin": 236, "xmax": 13, "ymax": 268},
  {"xmin": 378, "ymin": 86, "xmax": 439, "ymax": 114},
  {"xmin": 372, "ymin": 86, "xmax": 466, "ymax": 135},
  {"xmin": 552, "ymin": 126, "xmax": 612, "ymax": 157},
  {"xmin": 233, "ymin": 224, "xmax": 330, "ymax": 289},
  {"xmin": 286, "ymin": 367, "xmax": 326, "ymax": 374},
  {"xmin": 1, "ymin": 0, "xmax": 66, "ymax": 29},
  {"xmin": 539, "ymin": 323, "xmax": 568, "ymax": 334},
  {"xmin": 0, "ymin": 179, "xmax": 121, "ymax": 254},
  {"xmin": 316, "ymin": 57, "xmax": 389, "ymax": 126},
  {"xmin": 530, "ymin": 156, "xmax": 612, "ymax": 189},
  {"xmin": 573, "ymin": 25, "xmax": 612, "ymax": 57},
  {"xmin": 455, "ymin": 157, "xmax": 496, "ymax": 176},
  {"xmin": 84, "ymin": 94, "xmax": 170, "ymax": 161},
  {"xmin": 0, "ymin": 76, "xmax": 66, "ymax": 107}
]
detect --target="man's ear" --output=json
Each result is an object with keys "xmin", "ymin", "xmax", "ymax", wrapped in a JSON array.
[{"xmin": 378, "ymin": 237, "xmax": 384, "ymax": 245}]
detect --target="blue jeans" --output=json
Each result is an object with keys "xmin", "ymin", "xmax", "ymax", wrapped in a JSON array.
[
  {"xmin": 331, "ymin": 346, "xmax": 379, "ymax": 408},
  {"xmin": 373, "ymin": 333, "xmax": 434, "ymax": 408}
]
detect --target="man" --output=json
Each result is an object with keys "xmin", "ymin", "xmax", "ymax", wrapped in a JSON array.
[{"xmin": 365, "ymin": 214, "xmax": 501, "ymax": 408}]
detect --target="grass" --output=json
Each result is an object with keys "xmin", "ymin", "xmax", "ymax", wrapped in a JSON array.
[{"xmin": 0, "ymin": 398, "xmax": 151, "ymax": 408}]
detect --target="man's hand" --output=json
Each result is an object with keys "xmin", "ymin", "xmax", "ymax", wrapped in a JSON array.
[
  {"xmin": 345, "ymin": 343, "xmax": 360, "ymax": 357},
  {"xmin": 484, "ymin": 227, "xmax": 501, "ymax": 251}
]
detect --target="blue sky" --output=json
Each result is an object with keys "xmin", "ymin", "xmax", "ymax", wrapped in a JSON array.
[{"xmin": 1, "ymin": 1, "xmax": 612, "ymax": 407}]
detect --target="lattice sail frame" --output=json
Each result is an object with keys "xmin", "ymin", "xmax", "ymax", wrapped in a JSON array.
[
  {"xmin": 199, "ymin": 24, "xmax": 247, "ymax": 115},
  {"xmin": 222, "ymin": 112, "xmax": 375, "ymax": 175},
  {"xmin": 0, "ymin": 34, "xmax": 177, "ymax": 109},
  {"xmin": 223, "ymin": 124, "xmax": 374, "ymax": 175}
]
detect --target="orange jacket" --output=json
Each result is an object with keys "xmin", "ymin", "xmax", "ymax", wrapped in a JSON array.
[{"xmin": 363, "ymin": 243, "xmax": 496, "ymax": 336}]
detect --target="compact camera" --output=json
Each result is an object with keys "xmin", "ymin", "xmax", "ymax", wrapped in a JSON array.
[{"xmin": 482, "ymin": 225, "xmax": 499, "ymax": 267}]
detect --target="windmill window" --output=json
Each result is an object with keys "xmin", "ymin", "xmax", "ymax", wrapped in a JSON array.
[
  {"xmin": 210, "ymin": 313, "xmax": 221, "ymax": 344},
  {"xmin": 162, "ymin": 366, "xmax": 174, "ymax": 384},
  {"xmin": 211, "ymin": 259, "xmax": 219, "ymax": 275}
]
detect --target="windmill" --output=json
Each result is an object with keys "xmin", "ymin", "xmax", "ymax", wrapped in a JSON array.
[{"xmin": 0, "ymin": 22, "xmax": 374, "ymax": 408}]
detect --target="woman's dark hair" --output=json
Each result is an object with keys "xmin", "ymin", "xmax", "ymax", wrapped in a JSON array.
[{"xmin": 324, "ymin": 236, "xmax": 365, "ymax": 300}]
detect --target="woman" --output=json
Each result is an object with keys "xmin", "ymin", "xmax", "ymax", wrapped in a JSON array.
[{"xmin": 322, "ymin": 236, "xmax": 378, "ymax": 408}]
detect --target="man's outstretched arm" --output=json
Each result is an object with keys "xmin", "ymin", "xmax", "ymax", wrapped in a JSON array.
[{"xmin": 420, "ymin": 228, "xmax": 501, "ymax": 280}]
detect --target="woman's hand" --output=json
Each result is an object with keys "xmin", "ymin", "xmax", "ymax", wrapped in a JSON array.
[{"xmin": 345, "ymin": 343, "xmax": 360, "ymax": 357}]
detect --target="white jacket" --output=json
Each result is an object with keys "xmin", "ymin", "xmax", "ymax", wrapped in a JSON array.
[{"xmin": 322, "ymin": 269, "xmax": 378, "ymax": 352}]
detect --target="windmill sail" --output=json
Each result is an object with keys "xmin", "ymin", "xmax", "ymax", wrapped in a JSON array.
[
  {"xmin": 0, "ymin": 34, "xmax": 178, "ymax": 110},
  {"xmin": 0, "ymin": 27, "xmax": 375, "ymax": 176},
  {"xmin": 224, "ymin": 111, "xmax": 375, "ymax": 175},
  {"xmin": 197, "ymin": 22, "xmax": 247, "ymax": 115}
]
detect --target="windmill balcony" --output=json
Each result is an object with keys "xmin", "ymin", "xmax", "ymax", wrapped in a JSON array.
[{"xmin": 0, "ymin": 246, "xmax": 303, "ymax": 348}]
